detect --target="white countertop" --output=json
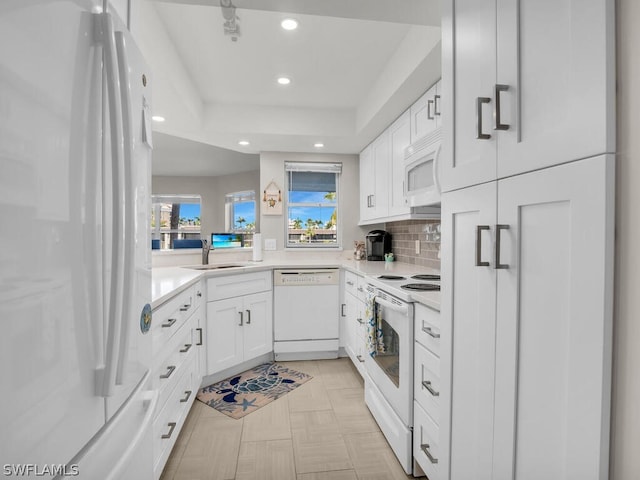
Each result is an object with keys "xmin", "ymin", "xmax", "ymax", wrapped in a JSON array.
[{"xmin": 152, "ymin": 258, "xmax": 441, "ymax": 310}]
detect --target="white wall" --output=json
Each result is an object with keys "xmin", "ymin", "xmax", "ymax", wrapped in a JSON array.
[
  {"xmin": 259, "ymin": 152, "xmax": 370, "ymax": 253},
  {"xmin": 611, "ymin": 1, "xmax": 640, "ymax": 478},
  {"xmin": 152, "ymin": 170, "xmax": 260, "ymax": 238}
]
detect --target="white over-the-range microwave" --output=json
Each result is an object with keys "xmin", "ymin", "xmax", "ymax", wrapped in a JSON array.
[{"xmin": 404, "ymin": 128, "xmax": 442, "ymax": 207}]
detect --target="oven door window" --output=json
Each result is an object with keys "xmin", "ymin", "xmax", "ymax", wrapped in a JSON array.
[
  {"xmin": 407, "ymin": 157, "xmax": 435, "ymax": 194},
  {"xmin": 374, "ymin": 318, "xmax": 401, "ymax": 387}
]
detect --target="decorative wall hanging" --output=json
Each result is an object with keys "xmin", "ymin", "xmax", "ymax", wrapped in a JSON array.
[{"xmin": 262, "ymin": 180, "xmax": 282, "ymax": 215}]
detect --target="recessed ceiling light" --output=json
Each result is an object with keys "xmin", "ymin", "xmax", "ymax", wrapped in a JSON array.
[
  {"xmin": 238, "ymin": 140, "xmax": 250, "ymax": 146},
  {"xmin": 281, "ymin": 18, "xmax": 298, "ymax": 31},
  {"xmin": 151, "ymin": 116, "xmax": 165, "ymax": 122},
  {"xmin": 277, "ymin": 77, "xmax": 291, "ymax": 85},
  {"xmin": 314, "ymin": 143, "xmax": 324, "ymax": 148}
]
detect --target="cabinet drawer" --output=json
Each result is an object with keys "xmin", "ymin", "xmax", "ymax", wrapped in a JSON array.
[
  {"xmin": 153, "ymin": 354, "xmax": 197, "ymax": 476},
  {"xmin": 207, "ymin": 271, "xmax": 272, "ymax": 301},
  {"xmin": 152, "ymin": 285, "xmax": 196, "ymax": 355},
  {"xmin": 344, "ymin": 271, "xmax": 359, "ymax": 298},
  {"xmin": 154, "ymin": 314, "xmax": 196, "ymax": 411},
  {"xmin": 413, "ymin": 400, "xmax": 440, "ymax": 480},
  {"xmin": 414, "ymin": 302, "xmax": 441, "ymax": 356},
  {"xmin": 414, "ymin": 342, "xmax": 440, "ymax": 423}
]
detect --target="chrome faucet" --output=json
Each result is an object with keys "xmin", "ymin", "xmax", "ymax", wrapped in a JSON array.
[{"xmin": 202, "ymin": 239, "xmax": 211, "ymax": 265}]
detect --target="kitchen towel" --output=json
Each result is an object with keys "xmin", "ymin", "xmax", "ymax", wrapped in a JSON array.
[
  {"xmin": 252, "ymin": 233, "xmax": 263, "ymax": 262},
  {"xmin": 365, "ymin": 290, "xmax": 385, "ymax": 357}
]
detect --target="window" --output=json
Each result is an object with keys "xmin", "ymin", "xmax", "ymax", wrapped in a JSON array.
[
  {"xmin": 151, "ymin": 194, "xmax": 201, "ymax": 250},
  {"xmin": 225, "ymin": 191, "xmax": 256, "ymax": 232},
  {"xmin": 285, "ymin": 162, "xmax": 341, "ymax": 248}
]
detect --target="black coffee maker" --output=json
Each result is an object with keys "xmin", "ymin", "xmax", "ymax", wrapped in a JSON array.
[{"xmin": 366, "ymin": 230, "xmax": 392, "ymax": 261}]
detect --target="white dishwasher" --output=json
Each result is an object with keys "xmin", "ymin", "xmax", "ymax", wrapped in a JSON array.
[{"xmin": 273, "ymin": 269, "xmax": 340, "ymax": 360}]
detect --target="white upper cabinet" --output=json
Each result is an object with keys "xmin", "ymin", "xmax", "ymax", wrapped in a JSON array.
[
  {"xmin": 388, "ymin": 110, "xmax": 412, "ymax": 217},
  {"xmin": 371, "ymin": 132, "xmax": 390, "ymax": 219},
  {"xmin": 410, "ymin": 80, "xmax": 442, "ymax": 144},
  {"xmin": 440, "ymin": 0, "xmax": 615, "ymax": 192},
  {"xmin": 359, "ymin": 144, "xmax": 376, "ymax": 222}
]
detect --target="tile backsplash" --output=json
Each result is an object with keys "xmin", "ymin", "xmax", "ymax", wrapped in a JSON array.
[{"xmin": 385, "ymin": 219, "xmax": 441, "ymax": 270}]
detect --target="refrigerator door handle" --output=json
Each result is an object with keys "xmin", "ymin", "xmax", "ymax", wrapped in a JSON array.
[
  {"xmin": 98, "ymin": 12, "xmax": 126, "ymax": 397},
  {"xmin": 114, "ymin": 28, "xmax": 135, "ymax": 386}
]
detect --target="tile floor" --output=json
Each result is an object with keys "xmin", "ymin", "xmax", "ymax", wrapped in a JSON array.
[{"xmin": 160, "ymin": 358, "xmax": 415, "ymax": 480}]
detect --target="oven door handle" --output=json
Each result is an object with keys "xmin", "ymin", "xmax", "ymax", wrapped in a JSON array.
[{"xmin": 374, "ymin": 296, "xmax": 409, "ymax": 315}]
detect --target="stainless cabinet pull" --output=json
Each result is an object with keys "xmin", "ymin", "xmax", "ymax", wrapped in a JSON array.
[
  {"xmin": 196, "ymin": 291, "xmax": 202, "ymax": 298},
  {"xmin": 357, "ymin": 286, "xmax": 364, "ymax": 293},
  {"xmin": 422, "ymin": 380, "xmax": 440, "ymax": 397},
  {"xmin": 357, "ymin": 318, "xmax": 365, "ymax": 325},
  {"xmin": 162, "ymin": 318, "xmax": 177, "ymax": 328},
  {"xmin": 422, "ymin": 326, "xmax": 440, "ymax": 339},
  {"xmin": 180, "ymin": 343, "xmax": 192, "ymax": 353},
  {"xmin": 476, "ymin": 97, "xmax": 491, "ymax": 140},
  {"xmin": 196, "ymin": 327, "xmax": 203, "ymax": 346},
  {"xmin": 495, "ymin": 224, "xmax": 510, "ymax": 269},
  {"xmin": 427, "ymin": 99, "xmax": 435, "ymax": 120},
  {"xmin": 341, "ymin": 304, "xmax": 346, "ymax": 317},
  {"xmin": 180, "ymin": 390, "xmax": 192, "ymax": 403},
  {"xmin": 160, "ymin": 365, "xmax": 176, "ymax": 379},
  {"xmin": 356, "ymin": 355, "xmax": 365, "ymax": 363},
  {"xmin": 161, "ymin": 422, "xmax": 177, "ymax": 439},
  {"xmin": 238, "ymin": 311, "xmax": 244, "ymax": 326},
  {"xmin": 246, "ymin": 309, "xmax": 251, "ymax": 324},
  {"xmin": 494, "ymin": 84, "xmax": 509, "ymax": 131},
  {"xmin": 180, "ymin": 301, "xmax": 191, "ymax": 312},
  {"xmin": 346, "ymin": 281, "xmax": 355, "ymax": 286},
  {"xmin": 434, "ymin": 94, "xmax": 441, "ymax": 116},
  {"xmin": 475, "ymin": 225, "xmax": 490, "ymax": 267},
  {"xmin": 420, "ymin": 443, "xmax": 438, "ymax": 464}
]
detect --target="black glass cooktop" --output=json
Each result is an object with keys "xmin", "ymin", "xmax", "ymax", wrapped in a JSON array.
[
  {"xmin": 378, "ymin": 275, "xmax": 406, "ymax": 280},
  {"xmin": 412, "ymin": 274, "xmax": 441, "ymax": 281},
  {"xmin": 401, "ymin": 283, "xmax": 441, "ymax": 291}
]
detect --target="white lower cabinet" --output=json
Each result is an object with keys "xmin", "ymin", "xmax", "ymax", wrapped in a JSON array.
[
  {"xmin": 342, "ymin": 271, "xmax": 367, "ymax": 376},
  {"xmin": 151, "ymin": 283, "xmax": 202, "ymax": 479},
  {"xmin": 205, "ymin": 272, "xmax": 273, "ymax": 376},
  {"xmin": 413, "ymin": 302, "xmax": 442, "ymax": 480},
  {"xmin": 440, "ymin": 156, "xmax": 614, "ymax": 480}
]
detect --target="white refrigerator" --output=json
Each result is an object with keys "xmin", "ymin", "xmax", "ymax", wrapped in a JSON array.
[{"xmin": 0, "ymin": 1, "xmax": 155, "ymax": 478}]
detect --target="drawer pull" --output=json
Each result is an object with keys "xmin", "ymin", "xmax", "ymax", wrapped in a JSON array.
[
  {"xmin": 196, "ymin": 327, "xmax": 203, "ymax": 346},
  {"xmin": 422, "ymin": 380, "xmax": 440, "ymax": 397},
  {"xmin": 346, "ymin": 281, "xmax": 355, "ymax": 286},
  {"xmin": 159, "ymin": 365, "xmax": 176, "ymax": 379},
  {"xmin": 357, "ymin": 318, "xmax": 365, "ymax": 325},
  {"xmin": 180, "ymin": 343, "xmax": 193, "ymax": 353},
  {"xmin": 422, "ymin": 326, "xmax": 440, "ymax": 339},
  {"xmin": 196, "ymin": 291, "xmax": 202, "ymax": 297},
  {"xmin": 356, "ymin": 355, "xmax": 365, "ymax": 363},
  {"xmin": 161, "ymin": 422, "xmax": 177, "ymax": 439},
  {"xmin": 180, "ymin": 303, "xmax": 191, "ymax": 312},
  {"xmin": 357, "ymin": 286, "xmax": 364, "ymax": 293},
  {"xmin": 180, "ymin": 390, "xmax": 192, "ymax": 403},
  {"xmin": 420, "ymin": 443, "xmax": 438, "ymax": 464},
  {"xmin": 162, "ymin": 318, "xmax": 177, "ymax": 328}
]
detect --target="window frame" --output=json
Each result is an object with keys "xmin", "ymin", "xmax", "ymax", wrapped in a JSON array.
[
  {"xmin": 284, "ymin": 162, "xmax": 342, "ymax": 249},
  {"xmin": 151, "ymin": 194, "xmax": 202, "ymax": 250},
  {"xmin": 225, "ymin": 190, "xmax": 257, "ymax": 233}
]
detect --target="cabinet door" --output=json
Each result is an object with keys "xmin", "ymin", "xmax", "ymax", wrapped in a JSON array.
[
  {"xmin": 359, "ymin": 145, "xmax": 375, "ymax": 222},
  {"xmin": 410, "ymin": 84, "xmax": 438, "ymax": 144},
  {"xmin": 205, "ymin": 298, "xmax": 243, "ymax": 375},
  {"xmin": 371, "ymin": 133, "xmax": 390, "ymax": 219},
  {"xmin": 242, "ymin": 291, "xmax": 273, "ymax": 362},
  {"xmin": 344, "ymin": 293, "xmax": 358, "ymax": 362},
  {"xmin": 388, "ymin": 110, "xmax": 412, "ymax": 217},
  {"xmin": 492, "ymin": 156, "xmax": 614, "ymax": 480},
  {"xmin": 440, "ymin": 0, "xmax": 497, "ymax": 193},
  {"xmin": 495, "ymin": 0, "xmax": 615, "ymax": 178},
  {"xmin": 440, "ymin": 181, "xmax": 497, "ymax": 480}
]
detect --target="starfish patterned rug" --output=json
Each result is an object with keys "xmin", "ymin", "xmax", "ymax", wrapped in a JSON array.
[{"xmin": 196, "ymin": 362, "xmax": 312, "ymax": 419}]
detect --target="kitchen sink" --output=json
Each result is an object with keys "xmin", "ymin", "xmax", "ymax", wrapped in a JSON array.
[{"xmin": 186, "ymin": 263, "xmax": 249, "ymax": 270}]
